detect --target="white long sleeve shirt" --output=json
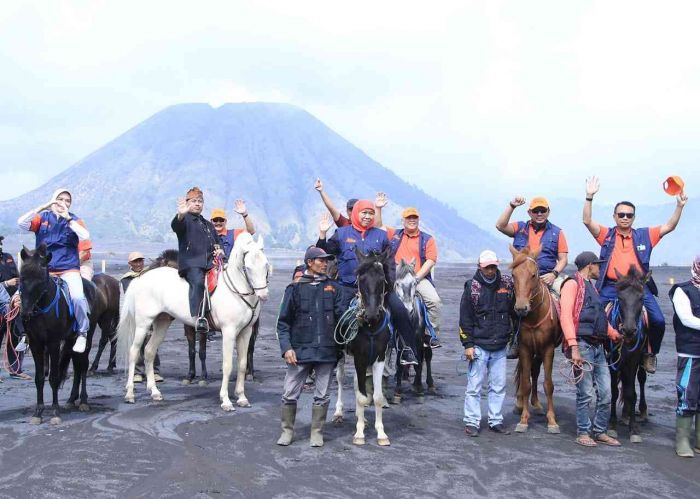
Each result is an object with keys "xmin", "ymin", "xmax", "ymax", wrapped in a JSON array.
[
  {"xmin": 671, "ymin": 286, "xmax": 700, "ymax": 358},
  {"xmin": 17, "ymin": 209, "xmax": 89, "ymax": 241}
]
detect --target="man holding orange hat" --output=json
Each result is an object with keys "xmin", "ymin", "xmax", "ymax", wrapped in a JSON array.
[{"xmin": 210, "ymin": 200, "xmax": 255, "ymax": 262}]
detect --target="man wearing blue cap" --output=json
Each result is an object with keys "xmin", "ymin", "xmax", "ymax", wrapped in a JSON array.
[{"xmin": 276, "ymin": 246, "xmax": 346, "ymax": 447}]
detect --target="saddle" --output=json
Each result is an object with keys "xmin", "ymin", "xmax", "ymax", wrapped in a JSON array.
[
  {"xmin": 206, "ymin": 266, "xmax": 220, "ymax": 295},
  {"xmin": 604, "ymin": 302, "xmax": 649, "ymax": 329}
]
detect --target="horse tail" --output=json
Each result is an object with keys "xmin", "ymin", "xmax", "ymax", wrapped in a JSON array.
[
  {"xmin": 116, "ymin": 281, "xmax": 138, "ymax": 369},
  {"xmin": 57, "ymin": 341, "xmax": 72, "ymax": 387}
]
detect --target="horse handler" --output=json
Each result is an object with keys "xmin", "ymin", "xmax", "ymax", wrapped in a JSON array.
[
  {"xmin": 560, "ymin": 251, "xmax": 622, "ymax": 447},
  {"xmin": 276, "ymin": 247, "xmax": 346, "ymax": 447}
]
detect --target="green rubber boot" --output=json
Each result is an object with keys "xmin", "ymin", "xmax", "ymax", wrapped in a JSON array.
[
  {"xmin": 310, "ymin": 404, "xmax": 328, "ymax": 447},
  {"xmin": 694, "ymin": 413, "xmax": 700, "ymax": 454},
  {"xmin": 277, "ymin": 404, "xmax": 297, "ymax": 446},
  {"xmin": 676, "ymin": 415, "xmax": 694, "ymax": 458}
]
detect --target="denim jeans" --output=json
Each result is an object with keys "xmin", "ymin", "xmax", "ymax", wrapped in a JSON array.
[
  {"xmin": 463, "ymin": 346, "xmax": 507, "ymax": 428},
  {"xmin": 575, "ymin": 341, "xmax": 612, "ymax": 436}
]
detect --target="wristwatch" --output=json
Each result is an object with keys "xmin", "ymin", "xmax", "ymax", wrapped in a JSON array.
[{"xmin": 552, "ymin": 270, "xmax": 559, "ymax": 278}]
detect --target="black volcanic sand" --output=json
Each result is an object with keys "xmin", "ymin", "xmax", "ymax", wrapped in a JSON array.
[{"xmin": 0, "ymin": 264, "xmax": 698, "ymax": 498}]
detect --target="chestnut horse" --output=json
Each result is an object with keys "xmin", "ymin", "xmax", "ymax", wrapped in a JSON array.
[{"xmin": 510, "ymin": 245, "xmax": 562, "ymax": 434}]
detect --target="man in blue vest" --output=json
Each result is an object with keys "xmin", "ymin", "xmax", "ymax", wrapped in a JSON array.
[
  {"xmin": 496, "ymin": 196, "xmax": 569, "ymax": 358},
  {"xmin": 583, "ymin": 176, "xmax": 688, "ymax": 373},
  {"xmin": 316, "ymin": 199, "xmax": 419, "ymax": 366},
  {"xmin": 669, "ymin": 255, "xmax": 700, "ymax": 457},
  {"xmin": 210, "ymin": 200, "xmax": 256, "ymax": 262}
]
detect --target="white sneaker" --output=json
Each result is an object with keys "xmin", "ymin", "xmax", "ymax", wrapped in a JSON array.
[
  {"xmin": 15, "ymin": 336, "xmax": 28, "ymax": 352},
  {"xmin": 73, "ymin": 335, "xmax": 87, "ymax": 353}
]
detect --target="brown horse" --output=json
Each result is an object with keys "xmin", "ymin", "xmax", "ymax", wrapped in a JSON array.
[{"xmin": 510, "ymin": 245, "xmax": 562, "ymax": 434}]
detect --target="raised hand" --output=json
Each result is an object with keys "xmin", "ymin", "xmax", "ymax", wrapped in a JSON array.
[
  {"xmin": 319, "ymin": 212, "xmax": 333, "ymax": 233},
  {"xmin": 375, "ymin": 192, "xmax": 388, "ymax": 209},
  {"xmin": 234, "ymin": 199, "xmax": 248, "ymax": 215},
  {"xmin": 677, "ymin": 192, "xmax": 689, "ymax": 207},
  {"xmin": 314, "ymin": 178, "xmax": 323, "ymax": 192},
  {"xmin": 177, "ymin": 197, "xmax": 188, "ymax": 215},
  {"xmin": 55, "ymin": 201, "xmax": 70, "ymax": 219},
  {"xmin": 586, "ymin": 176, "xmax": 600, "ymax": 197},
  {"xmin": 510, "ymin": 196, "xmax": 526, "ymax": 208}
]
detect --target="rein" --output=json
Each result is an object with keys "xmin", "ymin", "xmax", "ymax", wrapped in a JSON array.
[
  {"xmin": 606, "ymin": 299, "xmax": 645, "ymax": 371},
  {"xmin": 515, "ymin": 256, "xmax": 554, "ymax": 329}
]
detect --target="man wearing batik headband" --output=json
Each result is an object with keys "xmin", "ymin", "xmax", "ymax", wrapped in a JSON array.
[
  {"xmin": 171, "ymin": 187, "xmax": 219, "ymax": 333},
  {"xmin": 669, "ymin": 256, "xmax": 700, "ymax": 457}
]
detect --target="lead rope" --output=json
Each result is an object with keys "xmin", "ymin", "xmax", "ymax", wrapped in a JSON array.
[{"xmin": 1, "ymin": 302, "xmax": 22, "ymax": 375}]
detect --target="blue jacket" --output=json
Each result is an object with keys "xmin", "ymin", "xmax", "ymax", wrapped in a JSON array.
[
  {"xmin": 34, "ymin": 211, "xmax": 81, "ymax": 272},
  {"xmin": 597, "ymin": 227, "xmax": 653, "ymax": 292},
  {"xmin": 513, "ymin": 221, "xmax": 561, "ymax": 275},
  {"xmin": 390, "ymin": 229, "xmax": 435, "ymax": 283},
  {"xmin": 320, "ymin": 225, "xmax": 394, "ymax": 288}
]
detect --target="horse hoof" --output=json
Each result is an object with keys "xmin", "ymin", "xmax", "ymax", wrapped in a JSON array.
[
  {"xmin": 78, "ymin": 403, "xmax": 90, "ymax": 412},
  {"xmin": 198, "ymin": 379, "xmax": 208, "ymax": 387},
  {"xmin": 547, "ymin": 424, "xmax": 561, "ymax": 434},
  {"xmin": 427, "ymin": 386, "xmax": 437, "ymax": 395},
  {"xmin": 237, "ymin": 399, "xmax": 251, "ymax": 408},
  {"xmin": 181, "ymin": 379, "xmax": 192, "ymax": 385},
  {"xmin": 87, "ymin": 370, "xmax": 96, "ymax": 378},
  {"xmin": 416, "ymin": 396, "xmax": 425, "ymax": 405},
  {"xmin": 30, "ymin": 417, "xmax": 42, "ymax": 425},
  {"xmin": 332, "ymin": 415, "xmax": 343, "ymax": 424},
  {"xmin": 377, "ymin": 438, "xmax": 391, "ymax": 446},
  {"xmin": 630, "ymin": 435, "xmax": 642, "ymax": 444},
  {"xmin": 151, "ymin": 393, "xmax": 163, "ymax": 402},
  {"xmin": 391, "ymin": 395, "xmax": 401, "ymax": 405},
  {"xmin": 353, "ymin": 437, "xmax": 365, "ymax": 446},
  {"xmin": 608, "ymin": 429, "xmax": 618, "ymax": 439},
  {"xmin": 221, "ymin": 402, "xmax": 235, "ymax": 412},
  {"xmin": 515, "ymin": 423, "xmax": 528, "ymax": 433},
  {"xmin": 50, "ymin": 417, "xmax": 62, "ymax": 425},
  {"xmin": 124, "ymin": 395, "xmax": 135, "ymax": 404}
]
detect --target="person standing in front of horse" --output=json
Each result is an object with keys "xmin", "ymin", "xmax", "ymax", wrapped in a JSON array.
[
  {"xmin": 668, "ymin": 255, "xmax": 700, "ymax": 457},
  {"xmin": 459, "ymin": 250, "xmax": 513, "ymax": 436},
  {"xmin": 17, "ymin": 188, "xmax": 91, "ymax": 353},
  {"xmin": 561, "ymin": 251, "xmax": 623, "ymax": 448},
  {"xmin": 210, "ymin": 200, "xmax": 256, "ymax": 262},
  {"xmin": 171, "ymin": 187, "xmax": 218, "ymax": 333},
  {"xmin": 0, "ymin": 235, "xmax": 30, "ymax": 378},
  {"xmin": 385, "ymin": 207, "xmax": 442, "ymax": 349},
  {"xmin": 276, "ymin": 246, "xmax": 345, "ymax": 447},
  {"xmin": 583, "ymin": 176, "xmax": 688, "ymax": 373},
  {"xmin": 496, "ymin": 196, "xmax": 569, "ymax": 358},
  {"xmin": 316, "ymin": 200, "xmax": 419, "ymax": 366}
]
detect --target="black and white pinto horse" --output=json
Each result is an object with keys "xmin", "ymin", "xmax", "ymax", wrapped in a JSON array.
[
  {"xmin": 19, "ymin": 244, "xmax": 103, "ymax": 424},
  {"xmin": 392, "ymin": 259, "xmax": 434, "ymax": 404},
  {"xmin": 333, "ymin": 247, "xmax": 393, "ymax": 446}
]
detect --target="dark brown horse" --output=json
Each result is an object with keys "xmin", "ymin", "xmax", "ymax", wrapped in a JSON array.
[
  {"xmin": 87, "ymin": 273, "xmax": 121, "ymax": 374},
  {"xmin": 510, "ymin": 245, "xmax": 562, "ymax": 434}
]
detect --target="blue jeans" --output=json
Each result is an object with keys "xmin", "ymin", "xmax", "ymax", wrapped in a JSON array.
[
  {"xmin": 599, "ymin": 282, "xmax": 665, "ymax": 354},
  {"xmin": 463, "ymin": 346, "xmax": 507, "ymax": 428},
  {"xmin": 575, "ymin": 341, "xmax": 612, "ymax": 436}
]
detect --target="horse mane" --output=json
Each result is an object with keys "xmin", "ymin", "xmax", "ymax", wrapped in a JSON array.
[
  {"xmin": 145, "ymin": 249, "xmax": 179, "ymax": 272},
  {"xmin": 396, "ymin": 260, "xmax": 416, "ymax": 281}
]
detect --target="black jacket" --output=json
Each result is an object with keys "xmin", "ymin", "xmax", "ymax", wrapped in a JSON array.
[
  {"xmin": 277, "ymin": 274, "xmax": 346, "ymax": 364},
  {"xmin": 459, "ymin": 270, "xmax": 514, "ymax": 351},
  {"xmin": 171, "ymin": 213, "xmax": 218, "ymax": 274},
  {"xmin": 0, "ymin": 251, "xmax": 19, "ymax": 295},
  {"xmin": 670, "ymin": 281, "xmax": 700, "ymax": 357}
]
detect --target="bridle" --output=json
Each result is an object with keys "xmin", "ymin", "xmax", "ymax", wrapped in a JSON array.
[
  {"xmin": 356, "ymin": 262, "xmax": 387, "ymax": 320},
  {"xmin": 222, "ymin": 247, "xmax": 270, "ymax": 311},
  {"xmin": 514, "ymin": 256, "xmax": 553, "ymax": 327}
]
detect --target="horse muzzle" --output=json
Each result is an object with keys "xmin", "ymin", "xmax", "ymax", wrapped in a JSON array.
[
  {"xmin": 255, "ymin": 288, "xmax": 269, "ymax": 301},
  {"xmin": 514, "ymin": 306, "xmax": 530, "ymax": 318}
]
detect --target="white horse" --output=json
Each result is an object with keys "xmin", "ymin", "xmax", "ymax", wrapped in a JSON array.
[{"xmin": 116, "ymin": 232, "xmax": 270, "ymax": 410}]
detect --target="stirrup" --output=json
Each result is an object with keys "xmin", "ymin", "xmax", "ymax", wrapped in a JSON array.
[{"xmin": 195, "ymin": 317, "xmax": 210, "ymax": 333}]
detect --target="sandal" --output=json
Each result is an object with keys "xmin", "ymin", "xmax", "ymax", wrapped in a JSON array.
[
  {"xmin": 576, "ymin": 435, "xmax": 597, "ymax": 447},
  {"xmin": 10, "ymin": 372, "xmax": 32, "ymax": 381},
  {"xmin": 595, "ymin": 434, "xmax": 621, "ymax": 447}
]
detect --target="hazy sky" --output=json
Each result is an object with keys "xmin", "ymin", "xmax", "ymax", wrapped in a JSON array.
[{"xmin": 2, "ymin": 0, "xmax": 699, "ymax": 212}]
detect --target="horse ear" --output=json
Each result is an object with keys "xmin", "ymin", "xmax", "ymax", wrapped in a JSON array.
[
  {"xmin": 36, "ymin": 243, "xmax": 46, "ymax": 256},
  {"xmin": 509, "ymin": 245, "xmax": 519, "ymax": 258},
  {"xmin": 381, "ymin": 244, "xmax": 393, "ymax": 262},
  {"xmin": 614, "ymin": 268, "xmax": 624, "ymax": 281},
  {"xmin": 20, "ymin": 246, "xmax": 30, "ymax": 261},
  {"xmin": 409, "ymin": 258, "xmax": 416, "ymax": 271},
  {"xmin": 354, "ymin": 246, "xmax": 366, "ymax": 263},
  {"xmin": 257, "ymin": 234, "xmax": 265, "ymax": 249},
  {"xmin": 44, "ymin": 251, "xmax": 52, "ymax": 264}
]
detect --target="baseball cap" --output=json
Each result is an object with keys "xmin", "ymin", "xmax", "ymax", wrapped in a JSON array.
[
  {"xmin": 574, "ymin": 251, "xmax": 605, "ymax": 270},
  {"xmin": 304, "ymin": 247, "xmax": 335, "ymax": 262},
  {"xmin": 210, "ymin": 208, "xmax": 227, "ymax": 220},
  {"xmin": 529, "ymin": 197, "xmax": 549, "ymax": 210},
  {"xmin": 128, "ymin": 251, "xmax": 145, "ymax": 263},
  {"xmin": 402, "ymin": 207, "xmax": 420, "ymax": 218},
  {"xmin": 478, "ymin": 250, "xmax": 499, "ymax": 267}
]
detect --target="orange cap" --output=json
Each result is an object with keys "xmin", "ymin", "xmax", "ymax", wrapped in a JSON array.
[
  {"xmin": 402, "ymin": 207, "xmax": 420, "ymax": 218},
  {"xmin": 210, "ymin": 208, "xmax": 227, "ymax": 220},
  {"xmin": 663, "ymin": 176, "xmax": 685, "ymax": 196},
  {"xmin": 529, "ymin": 197, "xmax": 549, "ymax": 210}
]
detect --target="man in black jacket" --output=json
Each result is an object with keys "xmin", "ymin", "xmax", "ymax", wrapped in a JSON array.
[
  {"xmin": 459, "ymin": 250, "xmax": 514, "ymax": 437},
  {"xmin": 0, "ymin": 235, "xmax": 29, "ymax": 376},
  {"xmin": 276, "ymin": 247, "xmax": 346, "ymax": 447},
  {"xmin": 171, "ymin": 187, "xmax": 219, "ymax": 333}
]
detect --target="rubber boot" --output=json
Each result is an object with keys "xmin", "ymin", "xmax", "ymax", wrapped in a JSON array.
[
  {"xmin": 695, "ymin": 413, "xmax": 700, "ymax": 454},
  {"xmin": 276, "ymin": 404, "xmax": 296, "ymax": 446},
  {"xmin": 675, "ymin": 415, "xmax": 694, "ymax": 458},
  {"xmin": 310, "ymin": 404, "xmax": 328, "ymax": 447}
]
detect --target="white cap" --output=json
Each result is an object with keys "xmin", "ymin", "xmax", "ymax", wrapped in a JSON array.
[{"xmin": 478, "ymin": 250, "xmax": 499, "ymax": 267}]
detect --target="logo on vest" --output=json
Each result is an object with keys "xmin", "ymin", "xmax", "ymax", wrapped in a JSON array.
[
  {"xmin": 497, "ymin": 288, "xmax": 510, "ymax": 294},
  {"xmin": 636, "ymin": 244, "xmax": 647, "ymax": 251},
  {"xmin": 346, "ymin": 238, "xmax": 356, "ymax": 243}
]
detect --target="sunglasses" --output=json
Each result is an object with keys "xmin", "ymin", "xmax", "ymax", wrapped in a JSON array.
[
  {"xmin": 616, "ymin": 212, "xmax": 635, "ymax": 219},
  {"xmin": 531, "ymin": 208, "xmax": 548, "ymax": 214},
  {"xmin": 211, "ymin": 218, "xmax": 226, "ymax": 223}
]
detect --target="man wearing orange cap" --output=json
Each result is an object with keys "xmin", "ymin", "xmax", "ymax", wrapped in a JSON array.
[
  {"xmin": 210, "ymin": 200, "xmax": 256, "ymax": 262},
  {"xmin": 386, "ymin": 207, "xmax": 442, "ymax": 348},
  {"xmin": 583, "ymin": 176, "xmax": 688, "ymax": 373},
  {"xmin": 78, "ymin": 239, "xmax": 94, "ymax": 280},
  {"xmin": 172, "ymin": 187, "xmax": 219, "ymax": 333}
]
